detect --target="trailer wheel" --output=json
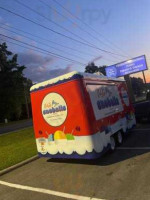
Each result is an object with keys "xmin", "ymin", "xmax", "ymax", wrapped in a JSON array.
[
  {"xmin": 117, "ymin": 131, "xmax": 123, "ymax": 145},
  {"xmin": 110, "ymin": 136, "xmax": 116, "ymax": 151}
]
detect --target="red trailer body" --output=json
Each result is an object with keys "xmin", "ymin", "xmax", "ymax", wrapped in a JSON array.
[{"xmin": 30, "ymin": 71, "xmax": 136, "ymax": 159}]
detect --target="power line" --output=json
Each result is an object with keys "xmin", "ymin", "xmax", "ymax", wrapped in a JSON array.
[
  {"xmin": 0, "ymin": 5, "xmax": 128, "ymax": 58},
  {"xmin": 0, "ymin": 23, "xmax": 121, "ymax": 63},
  {"xmin": 0, "ymin": 26, "xmax": 88, "ymax": 62},
  {"xmin": 22, "ymin": 0, "xmax": 132, "ymax": 61},
  {"xmin": 0, "ymin": 37, "xmax": 54, "ymax": 57},
  {"xmin": 14, "ymin": 0, "xmax": 98, "ymax": 47},
  {"xmin": 16, "ymin": 0, "xmax": 126, "ymax": 61},
  {"xmin": 0, "ymin": 38, "xmax": 120, "ymax": 69},
  {"xmin": 0, "ymin": 33, "xmax": 86, "ymax": 65},
  {"xmin": 40, "ymin": 0, "xmax": 127, "ymax": 56},
  {"xmin": 15, "ymin": 0, "xmax": 126, "ymax": 59},
  {"xmin": 0, "ymin": 6, "xmax": 94, "ymax": 51},
  {"xmin": 0, "ymin": 22, "xmax": 97, "ymax": 57},
  {"xmin": 52, "ymin": 0, "xmax": 131, "ymax": 57}
]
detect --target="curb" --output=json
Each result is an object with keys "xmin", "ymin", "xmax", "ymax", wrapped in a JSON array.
[{"xmin": 0, "ymin": 155, "xmax": 39, "ymax": 176}]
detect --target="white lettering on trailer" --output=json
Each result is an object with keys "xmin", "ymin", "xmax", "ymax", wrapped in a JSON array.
[
  {"xmin": 41, "ymin": 92, "xmax": 68, "ymax": 127},
  {"xmin": 86, "ymin": 84, "xmax": 123, "ymax": 120}
]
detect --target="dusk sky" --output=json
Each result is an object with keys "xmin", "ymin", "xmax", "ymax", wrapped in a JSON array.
[{"xmin": 0, "ymin": 0, "xmax": 150, "ymax": 82}]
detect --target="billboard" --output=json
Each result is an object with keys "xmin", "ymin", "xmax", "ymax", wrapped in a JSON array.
[{"xmin": 105, "ymin": 55, "xmax": 147, "ymax": 78}]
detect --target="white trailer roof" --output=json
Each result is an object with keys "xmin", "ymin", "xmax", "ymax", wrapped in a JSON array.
[{"xmin": 30, "ymin": 71, "xmax": 124, "ymax": 92}]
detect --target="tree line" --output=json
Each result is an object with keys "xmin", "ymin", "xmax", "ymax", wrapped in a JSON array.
[
  {"xmin": 0, "ymin": 42, "xmax": 32, "ymax": 122},
  {"xmin": 85, "ymin": 62, "xmax": 107, "ymax": 75}
]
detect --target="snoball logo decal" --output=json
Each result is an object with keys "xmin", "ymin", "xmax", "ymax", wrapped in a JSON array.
[
  {"xmin": 97, "ymin": 87, "xmax": 120, "ymax": 110},
  {"xmin": 42, "ymin": 93, "xmax": 67, "ymax": 127},
  {"xmin": 121, "ymin": 88, "xmax": 129, "ymax": 106}
]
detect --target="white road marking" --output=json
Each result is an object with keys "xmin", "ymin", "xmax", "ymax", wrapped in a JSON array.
[
  {"xmin": 117, "ymin": 147, "xmax": 150, "ymax": 150},
  {"xmin": 0, "ymin": 180, "xmax": 105, "ymax": 200}
]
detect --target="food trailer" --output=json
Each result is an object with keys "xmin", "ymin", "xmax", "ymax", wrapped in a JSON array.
[{"xmin": 30, "ymin": 71, "xmax": 136, "ymax": 159}]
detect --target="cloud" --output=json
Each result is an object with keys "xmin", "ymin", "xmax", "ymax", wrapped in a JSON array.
[
  {"xmin": 25, "ymin": 65, "xmax": 72, "ymax": 83},
  {"xmin": 18, "ymin": 50, "xmax": 53, "ymax": 66},
  {"xmin": 18, "ymin": 50, "xmax": 72, "ymax": 82}
]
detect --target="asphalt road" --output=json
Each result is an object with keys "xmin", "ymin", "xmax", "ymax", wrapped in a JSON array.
[
  {"xmin": 0, "ymin": 119, "xmax": 33, "ymax": 134},
  {"xmin": 0, "ymin": 123, "xmax": 150, "ymax": 200}
]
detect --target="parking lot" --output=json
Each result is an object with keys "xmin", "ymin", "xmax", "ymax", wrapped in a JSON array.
[{"xmin": 0, "ymin": 123, "xmax": 150, "ymax": 200}]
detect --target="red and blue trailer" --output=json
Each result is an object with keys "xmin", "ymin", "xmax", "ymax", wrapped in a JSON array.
[{"xmin": 30, "ymin": 71, "xmax": 136, "ymax": 159}]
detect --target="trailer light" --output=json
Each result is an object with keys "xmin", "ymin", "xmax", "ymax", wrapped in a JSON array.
[{"xmin": 76, "ymin": 126, "xmax": 81, "ymax": 131}]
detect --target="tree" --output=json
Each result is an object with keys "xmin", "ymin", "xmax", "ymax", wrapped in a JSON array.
[
  {"xmin": 85, "ymin": 62, "xmax": 99, "ymax": 73},
  {"xmin": 85, "ymin": 62, "xmax": 107, "ymax": 75},
  {"xmin": 0, "ymin": 42, "xmax": 32, "ymax": 122},
  {"xmin": 130, "ymin": 77, "xmax": 146, "ymax": 97},
  {"xmin": 98, "ymin": 65, "xmax": 107, "ymax": 75}
]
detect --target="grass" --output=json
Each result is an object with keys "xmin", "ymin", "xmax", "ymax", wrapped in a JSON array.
[
  {"xmin": 0, "ymin": 127, "xmax": 37, "ymax": 171},
  {"xmin": 0, "ymin": 118, "xmax": 32, "ymax": 127}
]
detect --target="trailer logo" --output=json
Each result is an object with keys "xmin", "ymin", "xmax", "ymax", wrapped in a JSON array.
[
  {"xmin": 97, "ymin": 87, "xmax": 112, "ymax": 98},
  {"xmin": 97, "ymin": 86, "xmax": 120, "ymax": 110},
  {"xmin": 121, "ymin": 88, "xmax": 129, "ymax": 106},
  {"xmin": 42, "ymin": 93, "xmax": 67, "ymax": 127}
]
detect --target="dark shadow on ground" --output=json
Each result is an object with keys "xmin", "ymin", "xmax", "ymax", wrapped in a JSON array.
[{"xmin": 47, "ymin": 123, "xmax": 150, "ymax": 166}]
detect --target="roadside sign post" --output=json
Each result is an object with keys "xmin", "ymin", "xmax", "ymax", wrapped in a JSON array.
[
  {"xmin": 124, "ymin": 75, "xmax": 135, "ymax": 103},
  {"xmin": 142, "ymin": 71, "xmax": 147, "ymax": 84},
  {"xmin": 105, "ymin": 55, "xmax": 148, "ymax": 103}
]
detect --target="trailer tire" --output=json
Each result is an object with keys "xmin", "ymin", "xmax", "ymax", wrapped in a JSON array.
[
  {"xmin": 117, "ymin": 131, "xmax": 123, "ymax": 145},
  {"xmin": 110, "ymin": 136, "xmax": 116, "ymax": 151}
]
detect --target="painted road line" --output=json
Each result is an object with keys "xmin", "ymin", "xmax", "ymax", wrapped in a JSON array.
[
  {"xmin": 117, "ymin": 147, "xmax": 150, "ymax": 150},
  {"xmin": 0, "ymin": 180, "xmax": 105, "ymax": 200}
]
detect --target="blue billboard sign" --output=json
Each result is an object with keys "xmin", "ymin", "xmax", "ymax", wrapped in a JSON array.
[{"xmin": 105, "ymin": 55, "xmax": 147, "ymax": 78}]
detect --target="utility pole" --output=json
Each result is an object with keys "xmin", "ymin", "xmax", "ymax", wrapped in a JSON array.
[
  {"xmin": 142, "ymin": 71, "xmax": 147, "ymax": 84},
  {"xmin": 124, "ymin": 74, "xmax": 135, "ymax": 103}
]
